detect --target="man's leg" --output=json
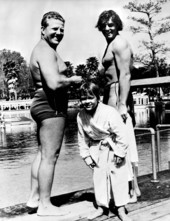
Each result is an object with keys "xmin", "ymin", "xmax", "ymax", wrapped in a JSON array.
[
  {"xmin": 27, "ymin": 125, "xmax": 41, "ymax": 209},
  {"xmin": 27, "ymin": 148, "xmax": 41, "ymax": 208},
  {"xmin": 37, "ymin": 117, "xmax": 67, "ymax": 216}
]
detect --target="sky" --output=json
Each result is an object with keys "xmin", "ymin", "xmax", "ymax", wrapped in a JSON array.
[{"xmin": 0, "ymin": 0, "xmax": 170, "ymax": 67}]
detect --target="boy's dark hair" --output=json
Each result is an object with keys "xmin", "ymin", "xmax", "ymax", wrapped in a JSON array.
[
  {"xmin": 41, "ymin": 11, "xmax": 65, "ymax": 29},
  {"xmin": 96, "ymin": 10, "xmax": 123, "ymax": 32},
  {"xmin": 79, "ymin": 82, "xmax": 100, "ymax": 100}
]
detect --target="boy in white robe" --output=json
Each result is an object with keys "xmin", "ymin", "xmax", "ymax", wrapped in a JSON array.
[{"xmin": 77, "ymin": 82, "xmax": 132, "ymax": 221}]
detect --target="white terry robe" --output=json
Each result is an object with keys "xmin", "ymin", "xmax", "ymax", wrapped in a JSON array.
[{"xmin": 77, "ymin": 102, "xmax": 131, "ymax": 207}]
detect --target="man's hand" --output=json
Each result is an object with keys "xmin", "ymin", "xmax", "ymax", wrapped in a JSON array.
[
  {"xmin": 84, "ymin": 156, "xmax": 96, "ymax": 169},
  {"xmin": 70, "ymin": 76, "xmax": 83, "ymax": 84},
  {"xmin": 118, "ymin": 103, "xmax": 128, "ymax": 123},
  {"xmin": 114, "ymin": 155, "xmax": 124, "ymax": 166}
]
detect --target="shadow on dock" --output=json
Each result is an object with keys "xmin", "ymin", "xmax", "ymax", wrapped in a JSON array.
[{"xmin": 0, "ymin": 170, "xmax": 170, "ymax": 219}]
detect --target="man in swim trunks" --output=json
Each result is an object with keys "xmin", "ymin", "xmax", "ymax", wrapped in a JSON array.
[
  {"xmin": 96, "ymin": 10, "xmax": 141, "ymax": 208},
  {"xmin": 26, "ymin": 11, "xmax": 82, "ymax": 216}
]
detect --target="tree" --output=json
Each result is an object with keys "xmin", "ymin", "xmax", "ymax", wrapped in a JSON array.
[
  {"xmin": 17, "ymin": 61, "xmax": 34, "ymax": 99},
  {"xmin": 65, "ymin": 61, "xmax": 74, "ymax": 77},
  {"xmin": 3, "ymin": 60, "xmax": 19, "ymax": 100},
  {"xmin": 75, "ymin": 64, "xmax": 87, "ymax": 79},
  {"xmin": 74, "ymin": 57, "xmax": 106, "ymax": 96},
  {"xmin": 75, "ymin": 57, "xmax": 100, "ymax": 81},
  {"xmin": 64, "ymin": 61, "xmax": 79, "ymax": 99},
  {"xmin": 0, "ymin": 49, "xmax": 33, "ymax": 100},
  {"xmin": 124, "ymin": 0, "xmax": 170, "ymax": 77},
  {"xmin": 86, "ymin": 57, "xmax": 99, "ymax": 80}
]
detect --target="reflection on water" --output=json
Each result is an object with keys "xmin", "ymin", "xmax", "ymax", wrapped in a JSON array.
[
  {"xmin": 135, "ymin": 107, "xmax": 150, "ymax": 127},
  {"xmin": 134, "ymin": 106, "xmax": 170, "ymax": 175},
  {"xmin": 0, "ymin": 109, "xmax": 93, "ymax": 208},
  {"xmin": 0, "ymin": 109, "xmax": 79, "ymax": 169},
  {"xmin": 0, "ymin": 129, "xmax": 37, "ymax": 169},
  {"xmin": 135, "ymin": 106, "xmax": 170, "ymax": 128},
  {"xmin": 0, "ymin": 107, "xmax": 170, "ymax": 208}
]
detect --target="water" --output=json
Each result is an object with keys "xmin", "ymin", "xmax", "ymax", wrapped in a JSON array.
[
  {"xmin": 0, "ymin": 107, "xmax": 170, "ymax": 208},
  {"xmin": 134, "ymin": 106, "xmax": 170, "ymax": 175}
]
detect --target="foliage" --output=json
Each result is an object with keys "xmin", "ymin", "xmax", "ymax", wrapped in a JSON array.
[
  {"xmin": 0, "ymin": 49, "xmax": 104, "ymax": 100},
  {"xmin": 131, "ymin": 58, "xmax": 170, "ymax": 95},
  {"xmin": 86, "ymin": 57, "xmax": 99, "ymax": 79},
  {"xmin": 64, "ymin": 61, "xmax": 79, "ymax": 99},
  {"xmin": 75, "ymin": 64, "xmax": 87, "ymax": 78},
  {"xmin": 0, "ymin": 49, "xmax": 34, "ymax": 100},
  {"xmin": 65, "ymin": 61, "xmax": 74, "ymax": 77},
  {"xmin": 124, "ymin": 0, "xmax": 170, "ymax": 77},
  {"xmin": 68, "ymin": 56, "xmax": 105, "ymax": 99},
  {"xmin": 132, "ymin": 58, "xmax": 170, "ymax": 79}
]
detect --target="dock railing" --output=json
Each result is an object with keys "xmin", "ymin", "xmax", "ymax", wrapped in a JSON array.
[
  {"xmin": 156, "ymin": 124, "xmax": 170, "ymax": 172},
  {"xmin": 134, "ymin": 127, "xmax": 159, "ymax": 183}
]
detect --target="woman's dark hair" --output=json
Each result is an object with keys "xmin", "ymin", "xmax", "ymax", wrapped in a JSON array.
[
  {"xmin": 96, "ymin": 10, "xmax": 123, "ymax": 32},
  {"xmin": 41, "ymin": 11, "xmax": 65, "ymax": 29},
  {"xmin": 79, "ymin": 82, "xmax": 100, "ymax": 100}
]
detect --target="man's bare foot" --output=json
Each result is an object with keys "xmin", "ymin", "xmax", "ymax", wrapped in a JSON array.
[
  {"xmin": 26, "ymin": 199, "xmax": 39, "ymax": 215},
  {"xmin": 37, "ymin": 204, "xmax": 69, "ymax": 216},
  {"xmin": 26, "ymin": 199, "xmax": 39, "ymax": 208},
  {"xmin": 26, "ymin": 194, "xmax": 39, "ymax": 208},
  {"xmin": 87, "ymin": 207, "xmax": 104, "ymax": 220},
  {"xmin": 117, "ymin": 206, "xmax": 132, "ymax": 221}
]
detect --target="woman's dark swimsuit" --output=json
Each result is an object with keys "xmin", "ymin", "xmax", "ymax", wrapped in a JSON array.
[{"xmin": 30, "ymin": 87, "xmax": 68, "ymax": 124}]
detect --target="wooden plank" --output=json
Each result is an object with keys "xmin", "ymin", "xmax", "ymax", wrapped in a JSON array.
[
  {"xmin": 127, "ymin": 199, "xmax": 170, "ymax": 221},
  {"xmin": 131, "ymin": 76, "xmax": 170, "ymax": 87},
  {"xmin": 76, "ymin": 211, "xmax": 116, "ymax": 221}
]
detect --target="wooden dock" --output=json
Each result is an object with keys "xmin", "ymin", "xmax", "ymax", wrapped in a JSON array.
[
  {"xmin": 131, "ymin": 76, "xmax": 170, "ymax": 88},
  {"xmin": 0, "ymin": 170, "xmax": 170, "ymax": 221}
]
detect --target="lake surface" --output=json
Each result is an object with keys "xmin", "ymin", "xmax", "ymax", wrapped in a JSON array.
[{"xmin": 0, "ymin": 107, "xmax": 170, "ymax": 208}]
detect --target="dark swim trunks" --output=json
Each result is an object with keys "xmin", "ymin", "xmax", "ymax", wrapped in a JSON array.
[
  {"xmin": 30, "ymin": 88, "xmax": 68, "ymax": 124},
  {"xmin": 103, "ymin": 81, "xmax": 119, "ymax": 105}
]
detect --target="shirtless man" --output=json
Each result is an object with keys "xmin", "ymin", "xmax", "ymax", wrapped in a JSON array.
[
  {"xmin": 96, "ymin": 9, "xmax": 141, "ymax": 213},
  {"xmin": 27, "ymin": 11, "xmax": 82, "ymax": 216}
]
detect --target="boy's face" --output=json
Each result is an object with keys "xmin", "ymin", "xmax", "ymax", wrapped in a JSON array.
[{"xmin": 80, "ymin": 94, "xmax": 98, "ymax": 112}]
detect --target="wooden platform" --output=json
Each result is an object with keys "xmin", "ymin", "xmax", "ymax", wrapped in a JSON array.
[
  {"xmin": 131, "ymin": 76, "xmax": 170, "ymax": 88},
  {"xmin": 1, "ymin": 170, "xmax": 170, "ymax": 221}
]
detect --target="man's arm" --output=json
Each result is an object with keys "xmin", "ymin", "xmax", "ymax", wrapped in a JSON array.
[
  {"xmin": 36, "ymin": 45, "xmax": 82, "ymax": 91},
  {"xmin": 108, "ymin": 108, "xmax": 128, "ymax": 159},
  {"xmin": 113, "ymin": 37, "xmax": 132, "ymax": 119}
]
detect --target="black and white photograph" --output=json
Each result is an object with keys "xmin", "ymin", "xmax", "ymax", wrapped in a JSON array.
[{"xmin": 0, "ymin": 0, "xmax": 170, "ymax": 220}]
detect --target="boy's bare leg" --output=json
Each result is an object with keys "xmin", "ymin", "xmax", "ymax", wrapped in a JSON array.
[
  {"xmin": 87, "ymin": 206, "xmax": 104, "ymax": 220},
  {"xmin": 117, "ymin": 206, "xmax": 132, "ymax": 221}
]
